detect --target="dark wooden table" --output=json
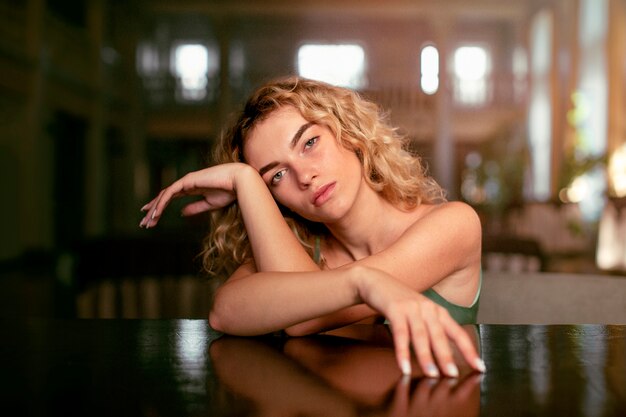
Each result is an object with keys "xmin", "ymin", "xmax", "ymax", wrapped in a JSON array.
[{"xmin": 2, "ymin": 320, "xmax": 625, "ymax": 416}]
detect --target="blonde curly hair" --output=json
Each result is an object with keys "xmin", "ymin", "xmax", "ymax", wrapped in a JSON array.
[{"xmin": 201, "ymin": 76, "xmax": 446, "ymax": 277}]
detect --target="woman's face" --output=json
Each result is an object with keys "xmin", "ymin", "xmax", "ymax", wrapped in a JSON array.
[{"xmin": 243, "ymin": 106, "xmax": 365, "ymax": 223}]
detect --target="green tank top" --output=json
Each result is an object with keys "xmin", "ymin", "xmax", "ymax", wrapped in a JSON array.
[{"xmin": 421, "ymin": 272, "xmax": 481, "ymax": 325}]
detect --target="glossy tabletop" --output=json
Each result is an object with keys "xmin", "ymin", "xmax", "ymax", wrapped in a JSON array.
[{"xmin": 2, "ymin": 320, "xmax": 625, "ymax": 417}]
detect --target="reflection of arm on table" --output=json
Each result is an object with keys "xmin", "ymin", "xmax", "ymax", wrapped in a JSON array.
[{"xmin": 210, "ymin": 337, "xmax": 357, "ymax": 417}]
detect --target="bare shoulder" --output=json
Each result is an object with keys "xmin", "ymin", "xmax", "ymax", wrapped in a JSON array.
[
  {"xmin": 414, "ymin": 201, "xmax": 481, "ymax": 235},
  {"xmin": 405, "ymin": 201, "xmax": 482, "ymax": 269}
]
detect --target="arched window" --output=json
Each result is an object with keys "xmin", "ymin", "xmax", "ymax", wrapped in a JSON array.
[
  {"xmin": 453, "ymin": 45, "xmax": 491, "ymax": 106},
  {"xmin": 420, "ymin": 45, "xmax": 439, "ymax": 95}
]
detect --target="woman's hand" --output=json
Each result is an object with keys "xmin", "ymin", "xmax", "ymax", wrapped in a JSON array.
[
  {"xmin": 349, "ymin": 265, "xmax": 486, "ymax": 378},
  {"xmin": 139, "ymin": 163, "xmax": 255, "ymax": 228}
]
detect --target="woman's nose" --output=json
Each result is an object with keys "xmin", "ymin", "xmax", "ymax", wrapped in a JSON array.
[{"xmin": 295, "ymin": 165, "xmax": 316, "ymax": 188}]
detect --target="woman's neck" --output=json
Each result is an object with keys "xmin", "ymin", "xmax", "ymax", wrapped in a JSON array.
[{"xmin": 323, "ymin": 180, "xmax": 423, "ymax": 261}]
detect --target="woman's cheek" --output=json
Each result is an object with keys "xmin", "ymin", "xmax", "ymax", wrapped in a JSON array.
[{"xmin": 272, "ymin": 191, "xmax": 296, "ymax": 212}]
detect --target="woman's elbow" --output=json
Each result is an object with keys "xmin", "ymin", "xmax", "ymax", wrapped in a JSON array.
[
  {"xmin": 209, "ymin": 294, "xmax": 233, "ymax": 333},
  {"xmin": 208, "ymin": 309, "xmax": 225, "ymax": 332},
  {"xmin": 209, "ymin": 285, "xmax": 237, "ymax": 333}
]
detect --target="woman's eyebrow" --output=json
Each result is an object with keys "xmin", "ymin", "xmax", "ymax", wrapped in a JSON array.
[
  {"xmin": 289, "ymin": 122, "xmax": 314, "ymax": 149},
  {"xmin": 259, "ymin": 162, "xmax": 279, "ymax": 177},
  {"xmin": 258, "ymin": 122, "xmax": 315, "ymax": 177}
]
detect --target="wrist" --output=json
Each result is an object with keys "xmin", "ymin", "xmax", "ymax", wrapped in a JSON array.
[
  {"xmin": 345, "ymin": 265, "xmax": 370, "ymax": 304},
  {"xmin": 232, "ymin": 163, "xmax": 264, "ymax": 192}
]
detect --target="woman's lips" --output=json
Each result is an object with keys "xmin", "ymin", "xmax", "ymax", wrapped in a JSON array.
[{"xmin": 312, "ymin": 182, "xmax": 336, "ymax": 207}]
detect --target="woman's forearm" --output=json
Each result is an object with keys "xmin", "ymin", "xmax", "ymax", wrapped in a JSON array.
[
  {"xmin": 234, "ymin": 165, "xmax": 319, "ymax": 272},
  {"xmin": 209, "ymin": 267, "xmax": 362, "ymax": 335}
]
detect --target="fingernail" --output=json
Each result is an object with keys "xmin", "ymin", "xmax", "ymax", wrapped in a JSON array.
[
  {"xmin": 426, "ymin": 363, "xmax": 439, "ymax": 378},
  {"xmin": 141, "ymin": 205, "xmax": 148, "ymax": 211},
  {"xmin": 401, "ymin": 359, "xmax": 412, "ymax": 375},
  {"xmin": 446, "ymin": 364, "xmax": 459, "ymax": 378},
  {"xmin": 475, "ymin": 358, "xmax": 486, "ymax": 373},
  {"xmin": 151, "ymin": 210, "xmax": 156, "ymax": 220},
  {"xmin": 139, "ymin": 218, "xmax": 146, "ymax": 228}
]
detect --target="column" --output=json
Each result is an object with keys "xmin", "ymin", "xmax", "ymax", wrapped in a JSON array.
[{"xmin": 432, "ymin": 18, "xmax": 456, "ymax": 199}]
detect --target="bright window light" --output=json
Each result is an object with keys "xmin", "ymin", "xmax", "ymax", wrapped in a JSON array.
[
  {"xmin": 420, "ymin": 45, "xmax": 439, "ymax": 95},
  {"xmin": 453, "ymin": 46, "xmax": 490, "ymax": 105},
  {"xmin": 297, "ymin": 44, "xmax": 366, "ymax": 89},
  {"xmin": 455, "ymin": 47, "xmax": 487, "ymax": 80},
  {"xmin": 528, "ymin": 9, "xmax": 553, "ymax": 201},
  {"xmin": 172, "ymin": 43, "xmax": 219, "ymax": 101}
]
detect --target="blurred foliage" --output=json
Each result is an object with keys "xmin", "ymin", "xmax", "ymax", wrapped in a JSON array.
[{"xmin": 461, "ymin": 124, "xmax": 528, "ymax": 217}]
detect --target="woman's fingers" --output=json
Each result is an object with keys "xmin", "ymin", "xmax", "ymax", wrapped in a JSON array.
[
  {"xmin": 389, "ymin": 307, "xmax": 439, "ymax": 378},
  {"xmin": 390, "ymin": 303, "xmax": 485, "ymax": 379},
  {"xmin": 139, "ymin": 197, "xmax": 157, "ymax": 227},
  {"xmin": 390, "ymin": 318, "xmax": 413, "ymax": 376},
  {"xmin": 408, "ymin": 317, "xmax": 440, "ymax": 378},
  {"xmin": 424, "ymin": 308, "xmax": 458, "ymax": 378},
  {"xmin": 441, "ymin": 313, "xmax": 486, "ymax": 373},
  {"xmin": 139, "ymin": 184, "xmax": 180, "ymax": 228},
  {"xmin": 139, "ymin": 166, "xmax": 242, "ymax": 228},
  {"xmin": 142, "ymin": 173, "xmax": 204, "ymax": 228}
]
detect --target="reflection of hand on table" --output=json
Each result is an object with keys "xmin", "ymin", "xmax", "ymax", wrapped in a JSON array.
[
  {"xmin": 209, "ymin": 325, "xmax": 481, "ymax": 417},
  {"xmin": 381, "ymin": 374, "xmax": 481, "ymax": 417},
  {"xmin": 283, "ymin": 325, "xmax": 480, "ymax": 410}
]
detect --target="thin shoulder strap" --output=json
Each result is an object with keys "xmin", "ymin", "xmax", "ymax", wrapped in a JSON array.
[{"xmin": 313, "ymin": 236, "xmax": 321, "ymax": 264}]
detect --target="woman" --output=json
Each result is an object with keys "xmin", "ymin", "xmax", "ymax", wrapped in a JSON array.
[{"xmin": 140, "ymin": 76, "xmax": 485, "ymax": 378}]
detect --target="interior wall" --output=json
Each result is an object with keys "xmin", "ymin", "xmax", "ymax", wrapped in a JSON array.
[{"xmin": 3, "ymin": 0, "xmax": 621, "ymax": 268}]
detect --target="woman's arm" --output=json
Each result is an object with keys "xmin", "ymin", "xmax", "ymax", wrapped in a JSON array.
[
  {"xmin": 209, "ymin": 266, "xmax": 360, "ymax": 335},
  {"xmin": 221, "ymin": 261, "xmax": 379, "ymax": 334},
  {"xmin": 354, "ymin": 202, "xmax": 482, "ymax": 298},
  {"xmin": 283, "ymin": 202, "xmax": 481, "ymax": 337},
  {"xmin": 141, "ymin": 163, "xmax": 379, "ymax": 330},
  {"xmin": 210, "ymin": 264, "xmax": 483, "ymax": 377},
  {"xmin": 142, "ymin": 164, "xmax": 478, "ymax": 311},
  {"xmin": 233, "ymin": 165, "xmax": 319, "ymax": 272},
  {"xmin": 140, "ymin": 163, "xmax": 319, "ymax": 272}
]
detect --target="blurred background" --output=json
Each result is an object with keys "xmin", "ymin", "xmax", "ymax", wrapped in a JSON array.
[{"xmin": 1, "ymin": 0, "xmax": 626, "ymax": 319}]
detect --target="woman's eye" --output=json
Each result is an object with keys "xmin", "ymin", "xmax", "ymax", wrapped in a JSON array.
[
  {"xmin": 304, "ymin": 137, "xmax": 318, "ymax": 149},
  {"xmin": 271, "ymin": 170, "xmax": 286, "ymax": 185}
]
